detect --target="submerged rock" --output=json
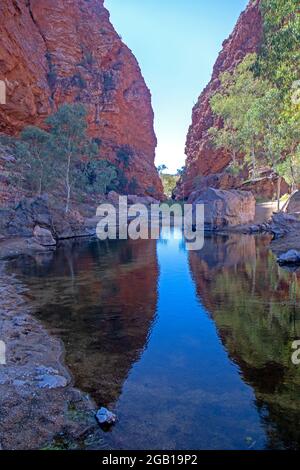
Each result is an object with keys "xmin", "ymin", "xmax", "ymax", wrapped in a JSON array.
[
  {"xmin": 96, "ymin": 407, "xmax": 117, "ymax": 425},
  {"xmin": 278, "ymin": 250, "xmax": 300, "ymax": 266}
]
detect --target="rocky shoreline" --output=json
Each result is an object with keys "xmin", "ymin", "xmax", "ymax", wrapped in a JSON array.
[
  {"xmin": 0, "ymin": 263, "xmax": 108, "ymax": 450},
  {"xmin": 1, "ymin": 191, "xmax": 300, "ymax": 267},
  {"xmin": 0, "ymin": 191, "xmax": 161, "ymax": 260}
]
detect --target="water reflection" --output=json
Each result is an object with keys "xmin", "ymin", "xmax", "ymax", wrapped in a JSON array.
[
  {"xmin": 6, "ymin": 232, "xmax": 300, "ymax": 449},
  {"xmin": 8, "ymin": 238, "xmax": 159, "ymax": 406},
  {"xmin": 189, "ymin": 234, "xmax": 300, "ymax": 449}
]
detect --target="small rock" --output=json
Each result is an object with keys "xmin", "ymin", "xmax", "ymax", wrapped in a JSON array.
[
  {"xmin": 278, "ymin": 250, "xmax": 300, "ymax": 265},
  {"xmin": 35, "ymin": 366, "xmax": 68, "ymax": 389},
  {"xmin": 249, "ymin": 225, "xmax": 261, "ymax": 233},
  {"xmin": 96, "ymin": 407, "xmax": 117, "ymax": 425},
  {"xmin": 37, "ymin": 374, "xmax": 68, "ymax": 389},
  {"xmin": 33, "ymin": 225, "xmax": 56, "ymax": 246}
]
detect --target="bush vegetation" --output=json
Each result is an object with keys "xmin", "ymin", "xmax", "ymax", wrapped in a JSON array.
[
  {"xmin": 0, "ymin": 104, "xmax": 129, "ymax": 212},
  {"xmin": 208, "ymin": 0, "xmax": 300, "ymax": 208}
]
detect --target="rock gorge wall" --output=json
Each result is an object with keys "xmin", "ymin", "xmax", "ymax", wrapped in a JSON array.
[
  {"xmin": 176, "ymin": 0, "xmax": 263, "ymax": 199},
  {"xmin": 0, "ymin": 0, "xmax": 163, "ymax": 197}
]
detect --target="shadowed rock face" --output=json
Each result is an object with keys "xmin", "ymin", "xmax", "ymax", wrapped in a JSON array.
[
  {"xmin": 287, "ymin": 191, "xmax": 300, "ymax": 214},
  {"xmin": 189, "ymin": 234, "xmax": 300, "ymax": 450},
  {"xmin": 8, "ymin": 238, "xmax": 159, "ymax": 407},
  {"xmin": 176, "ymin": 0, "xmax": 263, "ymax": 199},
  {"xmin": 0, "ymin": 0, "xmax": 163, "ymax": 197}
]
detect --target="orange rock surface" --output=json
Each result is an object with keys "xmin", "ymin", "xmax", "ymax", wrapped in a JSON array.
[
  {"xmin": 0, "ymin": 0, "xmax": 163, "ymax": 197},
  {"xmin": 177, "ymin": 0, "xmax": 263, "ymax": 199}
]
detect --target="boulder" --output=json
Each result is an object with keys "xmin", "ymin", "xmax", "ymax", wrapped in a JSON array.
[
  {"xmin": 184, "ymin": 171, "xmax": 289, "ymax": 203},
  {"xmin": 278, "ymin": 250, "xmax": 300, "ymax": 266},
  {"xmin": 107, "ymin": 191, "xmax": 160, "ymax": 207},
  {"xmin": 96, "ymin": 407, "xmax": 117, "ymax": 426},
  {"xmin": 186, "ymin": 173, "xmax": 242, "ymax": 203},
  {"xmin": 127, "ymin": 194, "xmax": 159, "ymax": 206},
  {"xmin": 33, "ymin": 225, "xmax": 56, "ymax": 246},
  {"xmin": 286, "ymin": 191, "xmax": 300, "ymax": 214},
  {"xmin": 193, "ymin": 188, "xmax": 255, "ymax": 229},
  {"xmin": 8, "ymin": 195, "xmax": 53, "ymax": 237},
  {"xmin": 0, "ymin": 208, "xmax": 13, "ymax": 238},
  {"xmin": 269, "ymin": 212, "xmax": 300, "ymax": 238}
]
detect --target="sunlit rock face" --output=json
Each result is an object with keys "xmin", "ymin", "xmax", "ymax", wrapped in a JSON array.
[
  {"xmin": 0, "ymin": 0, "xmax": 163, "ymax": 197},
  {"xmin": 189, "ymin": 234, "xmax": 300, "ymax": 450},
  {"xmin": 191, "ymin": 188, "xmax": 256, "ymax": 228},
  {"xmin": 9, "ymin": 238, "xmax": 159, "ymax": 406},
  {"xmin": 176, "ymin": 0, "xmax": 263, "ymax": 199}
]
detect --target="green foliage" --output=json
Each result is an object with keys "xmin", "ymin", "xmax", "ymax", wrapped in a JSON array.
[
  {"xmin": 258, "ymin": 0, "xmax": 300, "ymax": 91},
  {"xmin": 46, "ymin": 103, "xmax": 99, "ymax": 212},
  {"xmin": 161, "ymin": 173, "xmax": 179, "ymax": 198},
  {"xmin": 105, "ymin": 167, "xmax": 128, "ymax": 194},
  {"xmin": 71, "ymin": 73, "xmax": 87, "ymax": 90},
  {"xmin": 1, "ymin": 104, "xmax": 139, "ymax": 207},
  {"xmin": 0, "ymin": 127, "xmax": 55, "ymax": 196},
  {"xmin": 78, "ymin": 159, "xmax": 118, "ymax": 195},
  {"xmin": 92, "ymin": 137, "xmax": 102, "ymax": 147},
  {"xmin": 128, "ymin": 176, "xmax": 139, "ymax": 194},
  {"xmin": 208, "ymin": 2, "xmax": 300, "ymax": 206},
  {"xmin": 78, "ymin": 51, "xmax": 95, "ymax": 69},
  {"xmin": 115, "ymin": 168, "xmax": 129, "ymax": 193},
  {"xmin": 192, "ymin": 238, "xmax": 300, "ymax": 447},
  {"xmin": 18, "ymin": 126, "xmax": 53, "ymax": 195},
  {"xmin": 116, "ymin": 145, "xmax": 134, "ymax": 169},
  {"xmin": 277, "ymin": 152, "xmax": 300, "ymax": 189},
  {"xmin": 102, "ymin": 72, "xmax": 115, "ymax": 92},
  {"xmin": 157, "ymin": 164, "xmax": 168, "ymax": 174},
  {"xmin": 224, "ymin": 162, "xmax": 240, "ymax": 176},
  {"xmin": 146, "ymin": 185, "xmax": 156, "ymax": 196},
  {"xmin": 209, "ymin": 42, "xmax": 300, "ymax": 205},
  {"xmin": 176, "ymin": 166, "xmax": 186, "ymax": 177},
  {"xmin": 209, "ymin": 55, "xmax": 271, "ymax": 176}
]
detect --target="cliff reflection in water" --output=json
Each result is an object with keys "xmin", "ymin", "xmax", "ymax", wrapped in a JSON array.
[
  {"xmin": 9, "ymin": 238, "xmax": 159, "ymax": 406},
  {"xmin": 189, "ymin": 234, "xmax": 300, "ymax": 450}
]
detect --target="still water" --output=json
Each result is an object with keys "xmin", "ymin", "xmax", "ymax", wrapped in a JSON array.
[{"xmin": 8, "ymin": 232, "xmax": 300, "ymax": 450}]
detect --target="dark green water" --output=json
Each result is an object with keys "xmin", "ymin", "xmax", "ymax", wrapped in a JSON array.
[{"xmin": 8, "ymin": 232, "xmax": 300, "ymax": 450}]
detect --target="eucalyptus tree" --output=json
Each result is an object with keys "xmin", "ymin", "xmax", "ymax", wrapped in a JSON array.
[{"xmin": 46, "ymin": 104, "xmax": 98, "ymax": 213}]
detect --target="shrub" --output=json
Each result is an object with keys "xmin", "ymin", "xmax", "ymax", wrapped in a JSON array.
[
  {"xmin": 128, "ymin": 177, "xmax": 139, "ymax": 194},
  {"xmin": 116, "ymin": 145, "xmax": 134, "ymax": 169}
]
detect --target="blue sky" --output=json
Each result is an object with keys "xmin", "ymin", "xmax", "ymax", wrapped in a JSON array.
[{"xmin": 105, "ymin": 0, "xmax": 249, "ymax": 173}]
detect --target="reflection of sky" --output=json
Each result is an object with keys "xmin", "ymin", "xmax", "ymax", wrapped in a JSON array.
[{"xmin": 109, "ymin": 234, "xmax": 266, "ymax": 450}]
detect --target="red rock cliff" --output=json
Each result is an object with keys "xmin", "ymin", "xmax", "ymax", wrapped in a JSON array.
[
  {"xmin": 177, "ymin": 0, "xmax": 263, "ymax": 198},
  {"xmin": 0, "ymin": 0, "xmax": 163, "ymax": 197}
]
